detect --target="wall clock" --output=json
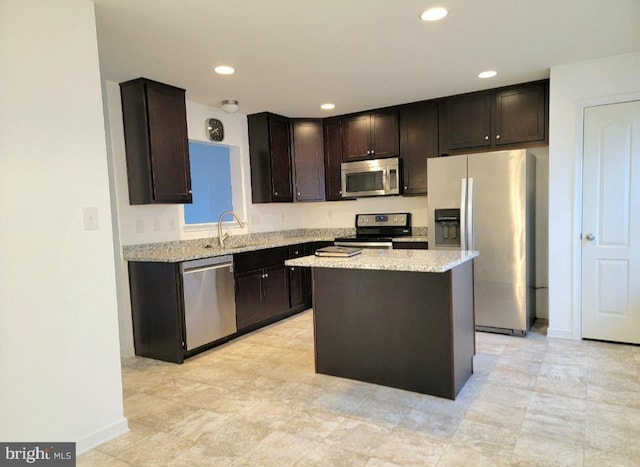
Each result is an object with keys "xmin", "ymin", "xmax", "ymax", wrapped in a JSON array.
[{"xmin": 205, "ymin": 118, "xmax": 224, "ymax": 141}]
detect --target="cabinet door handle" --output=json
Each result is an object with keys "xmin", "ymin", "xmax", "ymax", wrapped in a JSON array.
[
  {"xmin": 496, "ymin": 134, "xmax": 501, "ymax": 140},
  {"xmin": 484, "ymin": 135, "xmax": 489, "ymax": 141}
]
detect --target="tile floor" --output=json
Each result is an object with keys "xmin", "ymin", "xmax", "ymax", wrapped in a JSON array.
[{"xmin": 79, "ymin": 310, "xmax": 640, "ymax": 466}]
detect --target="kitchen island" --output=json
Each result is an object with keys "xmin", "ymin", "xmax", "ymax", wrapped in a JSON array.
[{"xmin": 286, "ymin": 249, "xmax": 478, "ymax": 400}]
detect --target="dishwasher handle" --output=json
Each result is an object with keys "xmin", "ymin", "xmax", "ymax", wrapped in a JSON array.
[
  {"xmin": 182, "ymin": 262, "xmax": 233, "ymax": 275},
  {"xmin": 181, "ymin": 255, "xmax": 234, "ymax": 274}
]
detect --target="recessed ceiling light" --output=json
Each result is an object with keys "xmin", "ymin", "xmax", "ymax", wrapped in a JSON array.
[
  {"xmin": 420, "ymin": 7, "xmax": 448, "ymax": 21},
  {"xmin": 214, "ymin": 65, "xmax": 235, "ymax": 75},
  {"xmin": 478, "ymin": 70, "xmax": 497, "ymax": 79},
  {"xmin": 321, "ymin": 103, "xmax": 335, "ymax": 110}
]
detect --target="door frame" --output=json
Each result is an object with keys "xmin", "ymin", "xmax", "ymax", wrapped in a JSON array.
[{"xmin": 572, "ymin": 91, "xmax": 640, "ymax": 340}]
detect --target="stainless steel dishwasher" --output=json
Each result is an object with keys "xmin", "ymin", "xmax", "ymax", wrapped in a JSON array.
[{"xmin": 181, "ymin": 255, "xmax": 236, "ymax": 351}]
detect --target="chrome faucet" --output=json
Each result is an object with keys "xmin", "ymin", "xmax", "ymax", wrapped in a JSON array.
[{"xmin": 217, "ymin": 210, "xmax": 245, "ymax": 247}]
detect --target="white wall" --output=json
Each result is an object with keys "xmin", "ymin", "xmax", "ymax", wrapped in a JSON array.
[
  {"xmin": 0, "ymin": 0, "xmax": 126, "ymax": 453},
  {"xmin": 548, "ymin": 51, "xmax": 640, "ymax": 339}
]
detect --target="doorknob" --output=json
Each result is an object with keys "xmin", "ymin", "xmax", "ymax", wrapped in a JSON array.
[{"xmin": 585, "ymin": 233, "xmax": 595, "ymax": 241}]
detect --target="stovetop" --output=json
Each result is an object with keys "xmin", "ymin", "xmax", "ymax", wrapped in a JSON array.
[{"xmin": 336, "ymin": 212, "xmax": 412, "ymax": 242}]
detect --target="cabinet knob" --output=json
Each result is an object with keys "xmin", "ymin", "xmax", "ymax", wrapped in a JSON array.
[
  {"xmin": 291, "ymin": 267, "xmax": 295, "ymax": 271},
  {"xmin": 404, "ymin": 185, "xmax": 408, "ymax": 190},
  {"xmin": 371, "ymin": 149, "xmax": 375, "ymax": 154},
  {"xmin": 339, "ymin": 190, "xmax": 342, "ymax": 194},
  {"xmin": 367, "ymin": 150, "xmax": 371, "ymax": 155},
  {"xmin": 496, "ymin": 134, "xmax": 501, "ymax": 140},
  {"xmin": 274, "ymin": 191, "xmax": 278, "ymax": 196},
  {"xmin": 297, "ymin": 192, "xmax": 301, "ymax": 196},
  {"xmin": 484, "ymin": 135, "xmax": 489, "ymax": 141}
]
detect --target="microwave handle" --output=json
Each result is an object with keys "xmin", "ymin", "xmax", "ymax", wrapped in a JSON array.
[{"xmin": 388, "ymin": 168, "xmax": 398, "ymax": 191}]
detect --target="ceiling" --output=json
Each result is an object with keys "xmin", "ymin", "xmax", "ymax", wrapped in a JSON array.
[{"xmin": 94, "ymin": 0, "xmax": 640, "ymax": 118}]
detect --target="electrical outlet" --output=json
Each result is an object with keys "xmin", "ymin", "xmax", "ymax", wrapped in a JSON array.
[
  {"xmin": 135, "ymin": 219, "xmax": 144, "ymax": 233},
  {"xmin": 328, "ymin": 210, "xmax": 333, "ymax": 220},
  {"xmin": 153, "ymin": 218, "xmax": 161, "ymax": 232},
  {"xmin": 280, "ymin": 213, "xmax": 285, "ymax": 224},
  {"xmin": 82, "ymin": 207, "xmax": 99, "ymax": 230},
  {"xmin": 169, "ymin": 219, "xmax": 177, "ymax": 231}
]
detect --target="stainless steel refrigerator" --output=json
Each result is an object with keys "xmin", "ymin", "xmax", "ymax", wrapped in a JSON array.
[{"xmin": 427, "ymin": 149, "xmax": 539, "ymax": 335}]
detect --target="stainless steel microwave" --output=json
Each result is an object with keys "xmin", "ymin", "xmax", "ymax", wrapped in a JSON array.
[{"xmin": 341, "ymin": 157, "xmax": 401, "ymax": 198}]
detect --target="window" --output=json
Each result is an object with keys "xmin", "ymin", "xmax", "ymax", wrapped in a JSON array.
[{"xmin": 184, "ymin": 141, "xmax": 233, "ymax": 225}]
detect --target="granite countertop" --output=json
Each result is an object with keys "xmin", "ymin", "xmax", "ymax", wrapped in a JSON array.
[
  {"xmin": 123, "ymin": 235, "xmax": 336, "ymax": 262},
  {"xmin": 123, "ymin": 227, "xmax": 430, "ymax": 263},
  {"xmin": 285, "ymin": 249, "xmax": 478, "ymax": 273}
]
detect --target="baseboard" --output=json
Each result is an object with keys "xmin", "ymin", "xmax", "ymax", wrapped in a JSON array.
[
  {"xmin": 546, "ymin": 327, "xmax": 575, "ymax": 339},
  {"xmin": 120, "ymin": 343, "xmax": 135, "ymax": 358},
  {"xmin": 77, "ymin": 417, "xmax": 129, "ymax": 455}
]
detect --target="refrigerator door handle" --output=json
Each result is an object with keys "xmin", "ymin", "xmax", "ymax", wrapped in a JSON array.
[
  {"xmin": 467, "ymin": 177, "xmax": 474, "ymax": 250},
  {"xmin": 460, "ymin": 177, "xmax": 468, "ymax": 250}
]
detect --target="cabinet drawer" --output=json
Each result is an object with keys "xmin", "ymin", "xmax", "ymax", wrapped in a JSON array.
[
  {"xmin": 233, "ymin": 246, "xmax": 288, "ymax": 274},
  {"xmin": 393, "ymin": 241, "xmax": 429, "ymax": 250}
]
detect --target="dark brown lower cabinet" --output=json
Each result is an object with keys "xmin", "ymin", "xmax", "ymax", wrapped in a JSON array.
[
  {"xmin": 234, "ymin": 242, "xmax": 330, "ymax": 333},
  {"xmin": 263, "ymin": 265, "xmax": 290, "ymax": 318},
  {"xmin": 235, "ymin": 265, "xmax": 290, "ymax": 331},
  {"xmin": 313, "ymin": 260, "xmax": 475, "ymax": 399},
  {"xmin": 288, "ymin": 243, "xmax": 317, "ymax": 309},
  {"xmin": 128, "ymin": 261, "xmax": 185, "ymax": 363},
  {"xmin": 234, "ymin": 270, "xmax": 264, "ymax": 330}
]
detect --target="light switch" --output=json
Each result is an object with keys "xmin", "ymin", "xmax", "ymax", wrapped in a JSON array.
[{"xmin": 82, "ymin": 207, "xmax": 99, "ymax": 231}]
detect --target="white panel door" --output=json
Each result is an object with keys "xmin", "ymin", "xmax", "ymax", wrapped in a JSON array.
[{"xmin": 582, "ymin": 100, "xmax": 640, "ymax": 344}]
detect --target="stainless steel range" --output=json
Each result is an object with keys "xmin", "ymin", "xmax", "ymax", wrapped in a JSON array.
[{"xmin": 334, "ymin": 213, "xmax": 412, "ymax": 249}]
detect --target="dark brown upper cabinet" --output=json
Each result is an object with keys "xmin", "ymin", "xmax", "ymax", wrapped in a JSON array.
[
  {"xmin": 120, "ymin": 78, "xmax": 192, "ymax": 205},
  {"xmin": 247, "ymin": 112, "xmax": 293, "ymax": 203},
  {"xmin": 399, "ymin": 100, "xmax": 439, "ymax": 196},
  {"xmin": 342, "ymin": 109, "xmax": 399, "ymax": 161},
  {"xmin": 323, "ymin": 118, "xmax": 345, "ymax": 201},
  {"xmin": 291, "ymin": 119, "xmax": 325, "ymax": 202},
  {"xmin": 494, "ymin": 83, "xmax": 547, "ymax": 146},
  {"xmin": 439, "ymin": 80, "xmax": 548, "ymax": 155}
]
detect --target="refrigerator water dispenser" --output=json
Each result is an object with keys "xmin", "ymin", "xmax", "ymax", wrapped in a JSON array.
[{"xmin": 434, "ymin": 208, "xmax": 461, "ymax": 246}]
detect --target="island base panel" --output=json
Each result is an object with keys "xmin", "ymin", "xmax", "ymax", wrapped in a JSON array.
[{"xmin": 312, "ymin": 263, "xmax": 474, "ymax": 399}]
